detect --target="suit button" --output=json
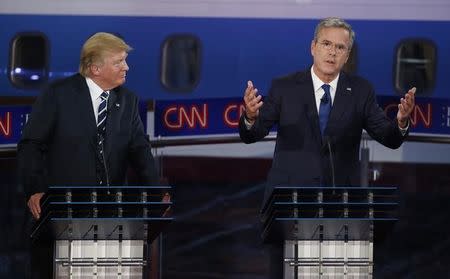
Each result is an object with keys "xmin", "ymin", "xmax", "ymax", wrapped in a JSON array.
[{"xmin": 100, "ymin": 181, "xmax": 103, "ymax": 185}]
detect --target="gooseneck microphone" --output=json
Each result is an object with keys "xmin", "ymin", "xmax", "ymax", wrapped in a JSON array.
[
  {"xmin": 326, "ymin": 138, "xmax": 336, "ymax": 189},
  {"xmin": 321, "ymin": 91, "xmax": 330, "ymax": 104},
  {"xmin": 322, "ymin": 136, "xmax": 336, "ymax": 191},
  {"xmin": 98, "ymin": 134, "xmax": 111, "ymax": 194}
]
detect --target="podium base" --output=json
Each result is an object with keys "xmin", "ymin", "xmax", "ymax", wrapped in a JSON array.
[
  {"xmin": 54, "ymin": 240, "xmax": 146, "ymax": 278},
  {"xmin": 283, "ymin": 240, "xmax": 373, "ymax": 279}
]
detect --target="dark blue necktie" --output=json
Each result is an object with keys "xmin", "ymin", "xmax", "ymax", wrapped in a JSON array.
[
  {"xmin": 97, "ymin": 91, "xmax": 109, "ymax": 136},
  {"xmin": 319, "ymin": 84, "xmax": 331, "ymax": 136}
]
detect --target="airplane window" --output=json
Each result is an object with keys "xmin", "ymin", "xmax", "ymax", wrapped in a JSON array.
[
  {"xmin": 161, "ymin": 35, "xmax": 201, "ymax": 92},
  {"xmin": 395, "ymin": 40, "xmax": 436, "ymax": 96},
  {"xmin": 9, "ymin": 32, "xmax": 49, "ymax": 89},
  {"xmin": 343, "ymin": 42, "xmax": 357, "ymax": 74}
]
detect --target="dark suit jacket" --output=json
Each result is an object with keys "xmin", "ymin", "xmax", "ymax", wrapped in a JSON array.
[
  {"xmin": 18, "ymin": 74, "xmax": 158, "ymax": 199},
  {"xmin": 239, "ymin": 70, "xmax": 407, "ymax": 207}
]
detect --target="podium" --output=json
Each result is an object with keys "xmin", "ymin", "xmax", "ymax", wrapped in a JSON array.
[
  {"xmin": 261, "ymin": 186, "xmax": 398, "ymax": 278},
  {"xmin": 31, "ymin": 186, "xmax": 173, "ymax": 278}
]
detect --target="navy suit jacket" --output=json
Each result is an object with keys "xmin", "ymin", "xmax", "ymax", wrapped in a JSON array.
[
  {"xmin": 239, "ymin": 70, "xmax": 407, "ymax": 207},
  {"xmin": 18, "ymin": 74, "xmax": 159, "ymax": 199}
]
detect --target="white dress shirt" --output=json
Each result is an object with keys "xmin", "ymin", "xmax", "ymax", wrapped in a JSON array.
[
  {"xmin": 310, "ymin": 66, "xmax": 339, "ymax": 114},
  {"xmin": 86, "ymin": 77, "xmax": 109, "ymax": 123}
]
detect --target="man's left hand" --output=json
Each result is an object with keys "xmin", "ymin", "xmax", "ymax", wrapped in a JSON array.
[
  {"xmin": 162, "ymin": 192, "xmax": 171, "ymax": 217},
  {"xmin": 162, "ymin": 192, "xmax": 171, "ymax": 203},
  {"xmin": 397, "ymin": 87, "xmax": 416, "ymax": 128}
]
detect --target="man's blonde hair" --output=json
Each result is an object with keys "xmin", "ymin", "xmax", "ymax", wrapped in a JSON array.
[{"xmin": 79, "ymin": 32, "xmax": 132, "ymax": 77}]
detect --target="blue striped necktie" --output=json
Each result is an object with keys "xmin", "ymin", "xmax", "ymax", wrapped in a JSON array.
[
  {"xmin": 97, "ymin": 91, "xmax": 109, "ymax": 135},
  {"xmin": 319, "ymin": 84, "xmax": 331, "ymax": 136}
]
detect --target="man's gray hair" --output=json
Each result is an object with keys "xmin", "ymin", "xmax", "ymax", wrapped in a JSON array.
[{"xmin": 314, "ymin": 17, "xmax": 355, "ymax": 50}]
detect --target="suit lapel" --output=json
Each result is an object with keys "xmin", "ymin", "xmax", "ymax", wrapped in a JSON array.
[
  {"xmin": 297, "ymin": 71, "xmax": 322, "ymax": 143},
  {"xmin": 105, "ymin": 87, "xmax": 119, "ymax": 159},
  {"xmin": 73, "ymin": 74, "xmax": 98, "ymax": 148},
  {"xmin": 326, "ymin": 72, "xmax": 352, "ymax": 135}
]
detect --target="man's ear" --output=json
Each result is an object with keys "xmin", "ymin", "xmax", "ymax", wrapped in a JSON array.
[
  {"xmin": 90, "ymin": 64, "xmax": 100, "ymax": 76},
  {"xmin": 311, "ymin": 40, "xmax": 316, "ymax": 56}
]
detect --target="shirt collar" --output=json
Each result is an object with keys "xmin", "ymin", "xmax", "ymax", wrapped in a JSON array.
[
  {"xmin": 310, "ymin": 66, "xmax": 339, "ymax": 94},
  {"xmin": 85, "ymin": 77, "xmax": 108, "ymax": 101}
]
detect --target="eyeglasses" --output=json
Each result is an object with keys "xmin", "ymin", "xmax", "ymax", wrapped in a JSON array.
[{"xmin": 317, "ymin": 40, "xmax": 349, "ymax": 55}]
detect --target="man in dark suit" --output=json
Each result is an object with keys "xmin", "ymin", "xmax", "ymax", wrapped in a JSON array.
[
  {"xmin": 17, "ymin": 32, "xmax": 161, "ymax": 278},
  {"xmin": 239, "ymin": 17, "xmax": 415, "ymax": 278}
]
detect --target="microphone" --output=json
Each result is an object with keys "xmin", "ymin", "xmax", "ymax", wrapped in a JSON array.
[
  {"xmin": 323, "ymin": 136, "xmax": 336, "ymax": 190},
  {"xmin": 98, "ymin": 133, "xmax": 111, "ymax": 194},
  {"xmin": 321, "ymin": 92, "xmax": 329, "ymax": 104}
]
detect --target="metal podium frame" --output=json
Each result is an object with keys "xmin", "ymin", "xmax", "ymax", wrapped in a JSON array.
[
  {"xmin": 31, "ymin": 186, "xmax": 173, "ymax": 279},
  {"xmin": 261, "ymin": 186, "xmax": 398, "ymax": 279}
]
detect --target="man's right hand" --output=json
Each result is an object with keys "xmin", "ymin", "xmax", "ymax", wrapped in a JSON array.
[
  {"xmin": 243, "ymin": 80, "xmax": 263, "ymax": 125},
  {"xmin": 28, "ymin": 192, "xmax": 45, "ymax": 220}
]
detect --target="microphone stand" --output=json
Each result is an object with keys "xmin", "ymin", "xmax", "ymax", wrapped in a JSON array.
[{"xmin": 98, "ymin": 133, "xmax": 110, "ymax": 195}]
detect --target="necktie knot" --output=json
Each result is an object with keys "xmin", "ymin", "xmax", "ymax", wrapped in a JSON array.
[
  {"xmin": 100, "ymin": 91, "xmax": 109, "ymax": 101},
  {"xmin": 321, "ymin": 84, "xmax": 331, "ymax": 104}
]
